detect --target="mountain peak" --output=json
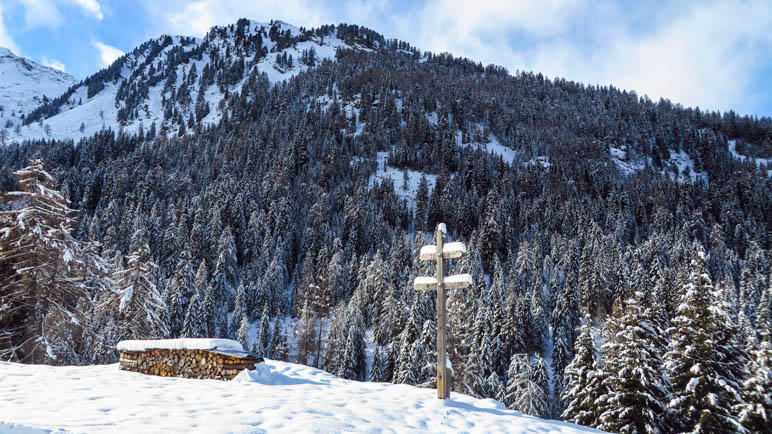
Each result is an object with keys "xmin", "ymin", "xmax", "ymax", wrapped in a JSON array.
[
  {"xmin": 0, "ymin": 48, "xmax": 76, "ymax": 137},
  {"xmin": 8, "ymin": 18, "xmax": 389, "ymax": 143}
]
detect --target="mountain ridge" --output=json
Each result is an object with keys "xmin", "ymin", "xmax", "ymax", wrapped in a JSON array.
[{"xmin": 7, "ymin": 19, "xmax": 395, "ymax": 144}]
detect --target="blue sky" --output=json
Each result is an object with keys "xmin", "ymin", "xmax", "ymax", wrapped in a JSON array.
[{"xmin": 1, "ymin": 0, "xmax": 771, "ymax": 118}]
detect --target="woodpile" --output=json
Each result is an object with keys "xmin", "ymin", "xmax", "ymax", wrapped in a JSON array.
[{"xmin": 119, "ymin": 349, "xmax": 262, "ymax": 380}]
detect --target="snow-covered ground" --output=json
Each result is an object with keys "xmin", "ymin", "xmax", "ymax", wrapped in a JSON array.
[
  {"xmin": 368, "ymin": 151, "xmax": 438, "ymax": 208},
  {"xmin": 0, "ymin": 360, "xmax": 598, "ymax": 433},
  {"xmin": 610, "ymin": 145, "xmax": 707, "ymax": 182},
  {"xmin": 728, "ymin": 139, "xmax": 772, "ymax": 177},
  {"xmin": 0, "ymin": 48, "xmax": 76, "ymax": 141},
  {"xmin": 456, "ymin": 130, "xmax": 516, "ymax": 165}
]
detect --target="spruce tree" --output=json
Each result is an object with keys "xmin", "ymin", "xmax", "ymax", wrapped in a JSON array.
[
  {"xmin": 561, "ymin": 314, "xmax": 608, "ymax": 428},
  {"xmin": 0, "ymin": 160, "xmax": 107, "ymax": 364},
  {"xmin": 665, "ymin": 250, "xmax": 748, "ymax": 433},
  {"xmin": 598, "ymin": 290, "xmax": 669, "ymax": 434},
  {"xmin": 737, "ymin": 341, "xmax": 772, "ymax": 432}
]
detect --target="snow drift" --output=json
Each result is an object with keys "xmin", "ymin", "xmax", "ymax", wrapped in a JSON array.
[{"xmin": 0, "ymin": 359, "xmax": 598, "ymax": 433}]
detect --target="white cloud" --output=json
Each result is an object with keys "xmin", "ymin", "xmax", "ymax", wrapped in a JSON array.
[
  {"xmin": 9, "ymin": 0, "xmax": 102, "ymax": 30},
  {"xmin": 20, "ymin": 0, "xmax": 63, "ymax": 29},
  {"xmin": 92, "ymin": 40, "xmax": 123, "ymax": 67},
  {"xmin": 41, "ymin": 55, "xmax": 66, "ymax": 71},
  {"xmin": 143, "ymin": 0, "xmax": 333, "ymax": 37},
  {"xmin": 0, "ymin": 4, "xmax": 22, "ymax": 54},
  {"xmin": 67, "ymin": 0, "xmax": 103, "ymax": 20}
]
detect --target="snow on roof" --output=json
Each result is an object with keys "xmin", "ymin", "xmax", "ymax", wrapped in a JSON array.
[{"xmin": 117, "ymin": 338, "xmax": 244, "ymax": 352}]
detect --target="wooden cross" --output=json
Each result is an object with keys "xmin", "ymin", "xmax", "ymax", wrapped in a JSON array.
[{"xmin": 413, "ymin": 223, "xmax": 473, "ymax": 399}]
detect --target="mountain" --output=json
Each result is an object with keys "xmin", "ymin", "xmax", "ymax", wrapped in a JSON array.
[
  {"xmin": 0, "ymin": 48, "xmax": 76, "ymax": 143},
  {"xmin": 0, "ymin": 359, "xmax": 598, "ymax": 433},
  {"xmin": 9, "ymin": 20, "xmax": 387, "ymax": 143}
]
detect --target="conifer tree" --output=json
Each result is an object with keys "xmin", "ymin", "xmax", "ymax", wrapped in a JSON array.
[
  {"xmin": 112, "ymin": 239, "xmax": 168, "ymax": 340},
  {"xmin": 236, "ymin": 314, "xmax": 250, "ymax": 350},
  {"xmin": 561, "ymin": 314, "xmax": 608, "ymax": 428},
  {"xmin": 665, "ymin": 250, "xmax": 748, "ymax": 433},
  {"xmin": 181, "ymin": 291, "xmax": 207, "ymax": 338},
  {"xmin": 737, "ymin": 341, "xmax": 772, "ymax": 432},
  {"xmin": 0, "ymin": 159, "xmax": 108, "ymax": 364},
  {"xmin": 370, "ymin": 347, "xmax": 386, "ymax": 382},
  {"xmin": 598, "ymin": 290, "xmax": 669, "ymax": 434}
]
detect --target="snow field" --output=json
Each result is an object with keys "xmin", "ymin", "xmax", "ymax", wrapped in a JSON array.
[
  {"xmin": 368, "ymin": 151, "xmax": 438, "ymax": 208},
  {"xmin": 0, "ymin": 360, "xmax": 597, "ymax": 433}
]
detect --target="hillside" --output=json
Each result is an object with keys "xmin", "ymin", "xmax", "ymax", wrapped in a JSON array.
[
  {"xmin": 0, "ymin": 360, "xmax": 597, "ymax": 433},
  {"xmin": 7, "ymin": 20, "xmax": 384, "ymax": 143},
  {"xmin": 0, "ymin": 48, "xmax": 76, "ymax": 144}
]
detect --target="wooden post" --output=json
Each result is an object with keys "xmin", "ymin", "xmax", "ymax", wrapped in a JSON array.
[
  {"xmin": 413, "ymin": 223, "xmax": 472, "ymax": 400},
  {"xmin": 435, "ymin": 224, "xmax": 448, "ymax": 399}
]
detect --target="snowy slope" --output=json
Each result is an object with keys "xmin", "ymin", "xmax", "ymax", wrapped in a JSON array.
[
  {"xmin": 0, "ymin": 360, "xmax": 598, "ymax": 433},
  {"xmin": 0, "ymin": 48, "xmax": 76, "ymax": 140},
  {"xmin": 3, "ymin": 20, "xmax": 374, "ymax": 145},
  {"xmin": 728, "ymin": 139, "xmax": 772, "ymax": 177}
]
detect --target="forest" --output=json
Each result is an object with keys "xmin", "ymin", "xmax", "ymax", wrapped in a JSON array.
[{"xmin": 0, "ymin": 21, "xmax": 770, "ymax": 433}]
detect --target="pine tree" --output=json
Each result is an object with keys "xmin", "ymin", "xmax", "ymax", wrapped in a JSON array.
[
  {"xmin": 255, "ymin": 304, "xmax": 272, "ymax": 358},
  {"xmin": 168, "ymin": 247, "xmax": 196, "ymax": 336},
  {"xmin": 369, "ymin": 347, "xmax": 386, "ymax": 382},
  {"xmin": 236, "ymin": 314, "xmax": 250, "ymax": 350},
  {"xmin": 111, "ymin": 239, "xmax": 168, "ymax": 340},
  {"xmin": 181, "ymin": 291, "xmax": 207, "ymax": 338},
  {"xmin": 665, "ymin": 250, "xmax": 748, "ymax": 433},
  {"xmin": 561, "ymin": 314, "xmax": 608, "ymax": 428},
  {"xmin": 737, "ymin": 341, "xmax": 772, "ymax": 432},
  {"xmin": 598, "ymin": 290, "xmax": 669, "ymax": 434},
  {"xmin": 0, "ymin": 160, "xmax": 108, "ymax": 364}
]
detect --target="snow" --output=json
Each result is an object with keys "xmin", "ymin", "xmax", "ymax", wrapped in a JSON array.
[
  {"xmin": 443, "ymin": 241, "xmax": 467, "ymax": 255},
  {"xmin": 444, "ymin": 273, "xmax": 474, "ymax": 286},
  {"xmin": 116, "ymin": 338, "xmax": 244, "ymax": 352},
  {"xmin": 0, "ymin": 48, "xmax": 76, "ymax": 140},
  {"xmin": 415, "ymin": 276, "xmax": 438, "ymax": 286},
  {"xmin": 456, "ymin": 130, "xmax": 516, "ymax": 164},
  {"xmin": 367, "ymin": 151, "xmax": 438, "ymax": 208},
  {"xmin": 609, "ymin": 146, "xmax": 644, "ymax": 175},
  {"xmin": 610, "ymin": 145, "xmax": 708, "ymax": 182},
  {"xmin": 728, "ymin": 139, "xmax": 772, "ymax": 177},
  {"xmin": 666, "ymin": 149, "xmax": 707, "ymax": 183},
  {"xmin": 421, "ymin": 244, "xmax": 437, "ymax": 257},
  {"xmin": 2, "ymin": 21, "xmax": 373, "ymax": 145},
  {"xmin": 118, "ymin": 286, "xmax": 133, "ymax": 312},
  {"xmin": 524, "ymin": 156, "xmax": 551, "ymax": 169},
  {"xmin": 0, "ymin": 360, "xmax": 597, "ymax": 433}
]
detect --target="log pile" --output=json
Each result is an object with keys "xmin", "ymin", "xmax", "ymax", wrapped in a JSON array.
[{"xmin": 119, "ymin": 349, "xmax": 262, "ymax": 380}]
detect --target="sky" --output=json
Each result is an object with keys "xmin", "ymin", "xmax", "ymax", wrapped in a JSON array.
[{"xmin": 1, "ymin": 0, "xmax": 771, "ymax": 118}]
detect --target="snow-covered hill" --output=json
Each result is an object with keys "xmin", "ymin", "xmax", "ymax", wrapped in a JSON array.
[
  {"xmin": 0, "ymin": 48, "xmax": 76, "ymax": 142},
  {"xmin": 0, "ymin": 360, "xmax": 597, "ymax": 433},
  {"xmin": 4, "ymin": 20, "xmax": 379, "ymax": 144}
]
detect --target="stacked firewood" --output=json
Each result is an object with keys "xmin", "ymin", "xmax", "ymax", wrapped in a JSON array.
[{"xmin": 119, "ymin": 349, "xmax": 261, "ymax": 380}]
